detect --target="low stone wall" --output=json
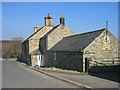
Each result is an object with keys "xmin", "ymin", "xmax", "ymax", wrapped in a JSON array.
[{"xmin": 89, "ymin": 65, "xmax": 120, "ymax": 73}]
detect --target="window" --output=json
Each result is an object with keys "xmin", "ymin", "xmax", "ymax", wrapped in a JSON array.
[
  {"xmin": 53, "ymin": 52, "xmax": 56, "ymax": 61},
  {"xmin": 26, "ymin": 43, "xmax": 27, "ymax": 47},
  {"xmin": 39, "ymin": 55, "xmax": 41, "ymax": 60},
  {"xmin": 24, "ymin": 43, "xmax": 27, "ymax": 55}
]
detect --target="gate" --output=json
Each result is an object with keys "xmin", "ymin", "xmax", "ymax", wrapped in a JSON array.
[{"xmin": 87, "ymin": 57, "xmax": 120, "ymax": 72}]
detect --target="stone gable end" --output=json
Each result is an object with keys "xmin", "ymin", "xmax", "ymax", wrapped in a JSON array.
[
  {"xmin": 82, "ymin": 30, "xmax": 119, "ymax": 71},
  {"xmin": 28, "ymin": 26, "xmax": 53, "ymax": 53},
  {"xmin": 47, "ymin": 25, "xmax": 75, "ymax": 50},
  {"xmin": 84, "ymin": 30, "xmax": 119, "ymax": 58}
]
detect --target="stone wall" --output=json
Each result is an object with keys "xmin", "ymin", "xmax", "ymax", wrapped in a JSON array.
[
  {"xmin": 22, "ymin": 40, "xmax": 30, "ymax": 63},
  {"xmin": 44, "ymin": 52, "xmax": 53, "ymax": 67},
  {"xmin": 50, "ymin": 51, "xmax": 83, "ymax": 72},
  {"xmin": 83, "ymin": 30, "xmax": 119, "ymax": 72},
  {"xmin": 39, "ymin": 37, "xmax": 47, "ymax": 54},
  {"xmin": 47, "ymin": 25, "xmax": 75, "ymax": 50},
  {"xmin": 39, "ymin": 24, "xmax": 75, "ymax": 67},
  {"xmin": 28, "ymin": 26, "xmax": 53, "ymax": 53},
  {"xmin": 31, "ymin": 55, "xmax": 38, "ymax": 67},
  {"xmin": 21, "ymin": 26, "xmax": 53, "ymax": 64},
  {"xmin": 21, "ymin": 43, "xmax": 26, "ymax": 60}
]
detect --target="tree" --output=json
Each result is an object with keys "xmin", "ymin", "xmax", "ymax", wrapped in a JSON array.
[
  {"xmin": 12, "ymin": 37, "xmax": 24, "ymax": 41},
  {"xmin": 2, "ymin": 37, "xmax": 24, "ymax": 58}
]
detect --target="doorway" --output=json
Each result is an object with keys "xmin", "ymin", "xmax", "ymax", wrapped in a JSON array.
[{"xmin": 85, "ymin": 58, "xmax": 89, "ymax": 72}]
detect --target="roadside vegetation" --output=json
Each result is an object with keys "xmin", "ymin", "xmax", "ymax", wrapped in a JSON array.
[
  {"xmin": 38, "ymin": 67, "xmax": 87, "ymax": 75},
  {"xmin": 0, "ymin": 58, "xmax": 17, "ymax": 61},
  {"xmin": 1, "ymin": 37, "xmax": 24, "ymax": 59},
  {"xmin": 0, "ymin": 58, "xmax": 3, "ymax": 60},
  {"xmin": 7, "ymin": 58, "xmax": 17, "ymax": 61}
]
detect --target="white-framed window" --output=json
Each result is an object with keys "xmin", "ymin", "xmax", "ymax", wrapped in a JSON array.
[
  {"xmin": 53, "ymin": 52, "xmax": 56, "ymax": 61},
  {"xmin": 39, "ymin": 55, "xmax": 41, "ymax": 60}
]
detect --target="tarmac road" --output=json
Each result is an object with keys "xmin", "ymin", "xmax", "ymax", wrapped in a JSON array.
[{"xmin": 2, "ymin": 60, "xmax": 80, "ymax": 88}]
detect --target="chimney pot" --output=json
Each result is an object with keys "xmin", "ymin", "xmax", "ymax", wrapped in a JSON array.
[
  {"xmin": 34, "ymin": 25, "xmax": 40, "ymax": 32},
  {"xmin": 44, "ymin": 13, "xmax": 54, "ymax": 26},
  {"xmin": 60, "ymin": 13, "xmax": 65, "ymax": 25}
]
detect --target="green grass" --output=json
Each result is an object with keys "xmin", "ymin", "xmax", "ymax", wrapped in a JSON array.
[
  {"xmin": 0, "ymin": 58, "xmax": 3, "ymax": 60},
  {"xmin": 39, "ymin": 67, "xmax": 87, "ymax": 75},
  {"xmin": 8, "ymin": 58, "xmax": 17, "ymax": 61}
]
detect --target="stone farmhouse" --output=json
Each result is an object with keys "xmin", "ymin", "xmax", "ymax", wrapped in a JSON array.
[
  {"xmin": 21, "ymin": 14, "xmax": 119, "ymax": 72},
  {"xmin": 21, "ymin": 14, "xmax": 75, "ymax": 66}
]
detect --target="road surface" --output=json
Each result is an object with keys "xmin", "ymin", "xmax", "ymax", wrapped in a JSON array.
[{"xmin": 2, "ymin": 60, "xmax": 79, "ymax": 88}]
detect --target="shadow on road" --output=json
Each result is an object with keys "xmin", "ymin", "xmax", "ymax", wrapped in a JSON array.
[{"xmin": 88, "ymin": 65, "xmax": 120, "ymax": 83}]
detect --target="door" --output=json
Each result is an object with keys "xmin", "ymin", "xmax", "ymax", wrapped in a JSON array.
[
  {"xmin": 41, "ymin": 54, "xmax": 44, "ymax": 66},
  {"xmin": 37, "ymin": 55, "xmax": 41, "ymax": 67},
  {"xmin": 85, "ymin": 58, "xmax": 89, "ymax": 72}
]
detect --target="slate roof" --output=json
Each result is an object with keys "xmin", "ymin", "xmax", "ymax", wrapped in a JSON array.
[
  {"xmin": 22, "ymin": 24, "xmax": 59, "ymax": 43},
  {"xmin": 30, "ymin": 48, "xmax": 41, "ymax": 55},
  {"xmin": 49, "ymin": 28, "xmax": 106, "ymax": 51}
]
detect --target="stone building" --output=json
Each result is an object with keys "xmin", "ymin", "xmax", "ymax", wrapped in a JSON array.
[
  {"xmin": 21, "ymin": 14, "xmax": 119, "ymax": 72},
  {"xmin": 22, "ymin": 14, "xmax": 54, "ymax": 65},
  {"xmin": 21, "ymin": 13, "xmax": 75, "ymax": 66},
  {"xmin": 49, "ymin": 29, "xmax": 120, "ymax": 72}
]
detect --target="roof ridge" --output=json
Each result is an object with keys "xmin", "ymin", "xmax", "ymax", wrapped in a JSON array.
[
  {"xmin": 41, "ymin": 24, "xmax": 61, "ymax": 38},
  {"xmin": 22, "ymin": 26, "xmax": 45, "ymax": 43},
  {"xmin": 64, "ymin": 28, "xmax": 106, "ymax": 38}
]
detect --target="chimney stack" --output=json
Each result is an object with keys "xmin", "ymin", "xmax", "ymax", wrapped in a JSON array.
[
  {"xmin": 34, "ymin": 25, "xmax": 40, "ymax": 32},
  {"xmin": 44, "ymin": 13, "xmax": 54, "ymax": 26},
  {"xmin": 60, "ymin": 13, "xmax": 65, "ymax": 25}
]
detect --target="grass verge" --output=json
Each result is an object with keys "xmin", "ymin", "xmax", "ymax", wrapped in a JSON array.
[
  {"xmin": 38, "ymin": 67, "xmax": 87, "ymax": 75},
  {"xmin": 8, "ymin": 58, "xmax": 17, "ymax": 61}
]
